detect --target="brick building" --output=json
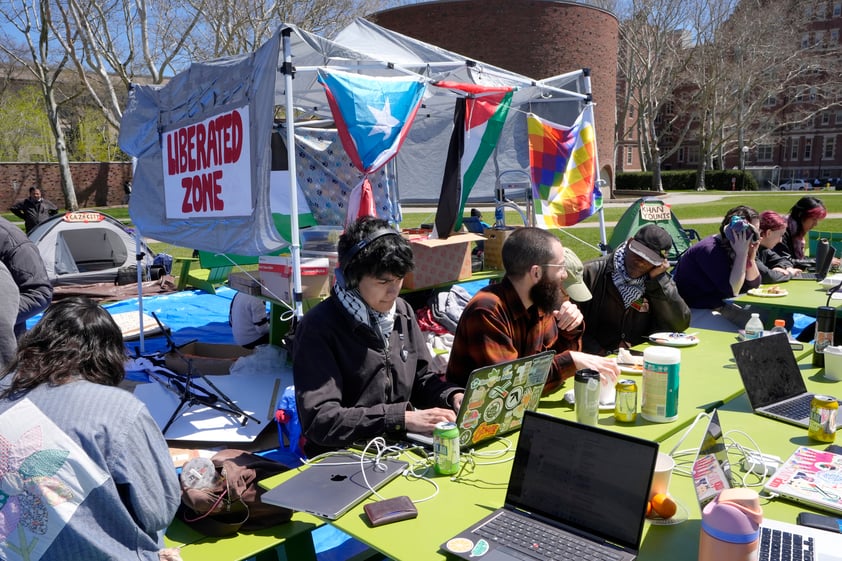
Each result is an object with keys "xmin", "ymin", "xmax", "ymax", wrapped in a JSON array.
[{"xmin": 370, "ymin": 0, "xmax": 619, "ymax": 191}]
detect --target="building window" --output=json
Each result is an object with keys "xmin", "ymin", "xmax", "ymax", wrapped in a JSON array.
[
  {"xmin": 757, "ymin": 144, "xmax": 773, "ymax": 161},
  {"xmin": 791, "ymin": 138, "xmax": 800, "ymax": 159},
  {"xmin": 764, "ymin": 95, "xmax": 777, "ymax": 107},
  {"xmin": 834, "ymin": 2, "xmax": 842, "ymax": 17},
  {"xmin": 832, "ymin": 29, "xmax": 840, "ymax": 45},
  {"xmin": 802, "ymin": 32, "xmax": 811, "ymax": 48},
  {"xmin": 823, "ymin": 112, "xmax": 831, "ymax": 125},
  {"xmin": 687, "ymin": 146, "xmax": 700, "ymax": 164},
  {"xmin": 626, "ymin": 146, "xmax": 633, "ymax": 165},
  {"xmin": 677, "ymin": 147, "xmax": 685, "ymax": 163},
  {"xmin": 815, "ymin": 30, "xmax": 825, "ymax": 46},
  {"xmin": 805, "ymin": 138, "xmax": 812, "ymax": 160},
  {"xmin": 825, "ymin": 137, "xmax": 836, "ymax": 159},
  {"xmin": 818, "ymin": 2, "xmax": 827, "ymax": 19}
]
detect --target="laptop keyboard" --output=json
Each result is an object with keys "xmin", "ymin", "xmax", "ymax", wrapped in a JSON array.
[
  {"xmin": 474, "ymin": 511, "xmax": 624, "ymax": 561},
  {"xmin": 758, "ymin": 526, "xmax": 815, "ymax": 561},
  {"xmin": 764, "ymin": 397, "xmax": 811, "ymax": 420}
]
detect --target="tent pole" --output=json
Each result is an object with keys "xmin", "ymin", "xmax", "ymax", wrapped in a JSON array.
[
  {"xmin": 130, "ymin": 156, "xmax": 146, "ymax": 354},
  {"xmin": 282, "ymin": 28, "xmax": 304, "ymax": 320},
  {"xmin": 582, "ymin": 69, "xmax": 608, "ymax": 255}
]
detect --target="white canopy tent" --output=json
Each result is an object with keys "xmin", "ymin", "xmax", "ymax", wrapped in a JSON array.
[{"xmin": 119, "ymin": 19, "xmax": 599, "ymax": 320}]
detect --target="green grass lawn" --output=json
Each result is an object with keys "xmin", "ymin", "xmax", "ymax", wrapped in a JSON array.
[{"xmin": 4, "ymin": 191, "xmax": 840, "ymax": 263}]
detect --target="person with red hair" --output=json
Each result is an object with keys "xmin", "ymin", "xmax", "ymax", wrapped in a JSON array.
[
  {"xmin": 757, "ymin": 210, "xmax": 802, "ymax": 283},
  {"xmin": 774, "ymin": 196, "xmax": 828, "ymax": 262}
]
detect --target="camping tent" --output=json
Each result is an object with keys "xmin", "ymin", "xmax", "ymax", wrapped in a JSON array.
[
  {"xmin": 29, "ymin": 211, "xmax": 155, "ymax": 286},
  {"xmin": 607, "ymin": 198, "xmax": 699, "ymax": 262}
]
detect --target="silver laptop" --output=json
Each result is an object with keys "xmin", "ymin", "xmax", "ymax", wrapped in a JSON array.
[
  {"xmin": 441, "ymin": 410, "xmax": 658, "ymax": 561},
  {"xmin": 731, "ymin": 333, "xmax": 839, "ymax": 428},
  {"xmin": 692, "ymin": 410, "xmax": 842, "ymax": 561},
  {"xmin": 260, "ymin": 452, "xmax": 407, "ymax": 520},
  {"xmin": 407, "ymin": 351, "xmax": 555, "ymax": 449}
]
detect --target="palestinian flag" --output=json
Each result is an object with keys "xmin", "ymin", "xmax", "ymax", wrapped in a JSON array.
[{"xmin": 434, "ymin": 82, "xmax": 513, "ymax": 237}]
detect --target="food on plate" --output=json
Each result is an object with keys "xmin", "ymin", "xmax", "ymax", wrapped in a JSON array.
[
  {"xmin": 616, "ymin": 348, "xmax": 644, "ymax": 370},
  {"xmin": 649, "ymin": 493, "xmax": 677, "ymax": 519},
  {"xmin": 761, "ymin": 285, "xmax": 785, "ymax": 294}
]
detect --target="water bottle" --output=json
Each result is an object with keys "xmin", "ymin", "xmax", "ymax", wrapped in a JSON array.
[
  {"xmin": 769, "ymin": 319, "xmax": 788, "ymax": 339},
  {"xmin": 698, "ymin": 488, "xmax": 763, "ymax": 561},
  {"xmin": 744, "ymin": 313, "xmax": 764, "ymax": 340},
  {"xmin": 813, "ymin": 306, "xmax": 837, "ymax": 368},
  {"xmin": 494, "ymin": 205, "xmax": 505, "ymax": 228}
]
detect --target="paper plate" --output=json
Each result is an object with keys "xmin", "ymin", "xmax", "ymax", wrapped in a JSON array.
[
  {"xmin": 747, "ymin": 287, "xmax": 788, "ymax": 298},
  {"xmin": 648, "ymin": 332, "xmax": 700, "ymax": 347},
  {"xmin": 646, "ymin": 498, "xmax": 689, "ymax": 526}
]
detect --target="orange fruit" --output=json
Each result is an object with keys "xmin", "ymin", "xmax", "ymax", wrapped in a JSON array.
[
  {"xmin": 645, "ymin": 500, "xmax": 652, "ymax": 518},
  {"xmin": 650, "ymin": 493, "xmax": 677, "ymax": 519}
]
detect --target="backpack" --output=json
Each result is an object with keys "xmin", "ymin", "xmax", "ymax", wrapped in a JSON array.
[{"xmin": 178, "ymin": 449, "xmax": 293, "ymax": 536}]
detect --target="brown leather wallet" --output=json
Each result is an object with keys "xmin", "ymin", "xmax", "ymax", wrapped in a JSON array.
[{"xmin": 363, "ymin": 495, "xmax": 418, "ymax": 527}]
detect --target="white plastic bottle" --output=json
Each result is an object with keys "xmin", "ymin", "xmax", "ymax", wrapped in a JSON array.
[{"xmin": 744, "ymin": 313, "xmax": 764, "ymax": 340}]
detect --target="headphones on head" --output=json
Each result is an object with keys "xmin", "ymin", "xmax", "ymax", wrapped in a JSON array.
[{"xmin": 335, "ymin": 228, "xmax": 401, "ymax": 289}]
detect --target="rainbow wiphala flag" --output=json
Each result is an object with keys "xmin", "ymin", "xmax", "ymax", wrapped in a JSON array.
[{"xmin": 528, "ymin": 105, "xmax": 601, "ymax": 228}]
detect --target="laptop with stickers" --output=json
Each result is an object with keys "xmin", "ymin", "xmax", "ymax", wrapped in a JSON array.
[{"xmin": 406, "ymin": 351, "xmax": 555, "ymax": 449}]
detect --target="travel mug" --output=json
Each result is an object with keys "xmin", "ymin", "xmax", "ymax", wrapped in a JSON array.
[
  {"xmin": 698, "ymin": 488, "xmax": 763, "ymax": 561},
  {"xmin": 574, "ymin": 369, "xmax": 600, "ymax": 426},
  {"xmin": 813, "ymin": 306, "xmax": 837, "ymax": 368}
]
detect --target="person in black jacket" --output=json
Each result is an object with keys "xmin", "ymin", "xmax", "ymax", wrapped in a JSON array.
[
  {"xmin": 577, "ymin": 224, "xmax": 690, "ymax": 355},
  {"xmin": 292, "ymin": 217, "xmax": 463, "ymax": 456},
  {"xmin": 0, "ymin": 216, "xmax": 53, "ymax": 337},
  {"xmin": 757, "ymin": 210, "xmax": 802, "ymax": 284},
  {"xmin": 10, "ymin": 187, "xmax": 58, "ymax": 233}
]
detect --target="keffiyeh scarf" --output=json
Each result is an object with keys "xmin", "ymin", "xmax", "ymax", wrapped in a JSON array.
[
  {"xmin": 611, "ymin": 244, "xmax": 646, "ymax": 308},
  {"xmin": 334, "ymin": 281, "xmax": 396, "ymax": 344}
]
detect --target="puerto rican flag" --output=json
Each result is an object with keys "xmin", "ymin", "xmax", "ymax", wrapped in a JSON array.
[{"xmin": 317, "ymin": 68, "xmax": 426, "ymax": 174}]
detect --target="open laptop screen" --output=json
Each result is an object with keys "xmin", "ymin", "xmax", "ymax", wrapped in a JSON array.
[
  {"xmin": 506, "ymin": 412, "xmax": 657, "ymax": 552},
  {"xmin": 731, "ymin": 333, "xmax": 807, "ymax": 409}
]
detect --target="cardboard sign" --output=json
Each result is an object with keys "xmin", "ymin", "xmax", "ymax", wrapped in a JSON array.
[{"xmin": 162, "ymin": 106, "xmax": 253, "ymax": 219}]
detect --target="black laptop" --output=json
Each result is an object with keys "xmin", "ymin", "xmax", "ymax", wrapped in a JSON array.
[
  {"xmin": 440, "ymin": 411, "xmax": 658, "ymax": 561},
  {"xmin": 731, "ymin": 333, "xmax": 840, "ymax": 428},
  {"xmin": 791, "ymin": 245, "xmax": 836, "ymax": 281}
]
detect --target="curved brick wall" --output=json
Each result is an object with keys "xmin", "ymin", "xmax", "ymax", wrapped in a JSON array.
[{"xmin": 371, "ymin": 0, "xmax": 618, "ymax": 187}]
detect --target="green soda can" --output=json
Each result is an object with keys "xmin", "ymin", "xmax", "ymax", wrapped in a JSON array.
[{"xmin": 433, "ymin": 421, "xmax": 460, "ymax": 475}]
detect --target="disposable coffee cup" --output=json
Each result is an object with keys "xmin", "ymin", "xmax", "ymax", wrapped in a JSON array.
[{"xmin": 650, "ymin": 451, "xmax": 675, "ymax": 499}]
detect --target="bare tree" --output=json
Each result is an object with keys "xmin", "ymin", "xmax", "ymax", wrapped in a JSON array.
[
  {"xmin": 0, "ymin": 0, "xmax": 80, "ymax": 209},
  {"xmin": 616, "ymin": 0, "xmax": 697, "ymax": 190}
]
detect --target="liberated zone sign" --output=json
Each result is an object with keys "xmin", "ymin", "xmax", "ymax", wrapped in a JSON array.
[{"xmin": 162, "ymin": 106, "xmax": 253, "ymax": 218}]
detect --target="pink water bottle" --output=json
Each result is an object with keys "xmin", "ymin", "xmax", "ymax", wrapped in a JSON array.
[{"xmin": 698, "ymin": 488, "xmax": 763, "ymax": 561}]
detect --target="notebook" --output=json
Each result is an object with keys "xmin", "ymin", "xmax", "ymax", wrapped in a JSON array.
[
  {"xmin": 791, "ymin": 245, "xmax": 836, "ymax": 281},
  {"xmin": 441, "ymin": 410, "xmax": 657, "ymax": 561},
  {"xmin": 731, "ymin": 333, "xmax": 840, "ymax": 428},
  {"xmin": 259, "ymin": 452, "xmax": 407, "ymax": 520},
  {"xmin": 406, "ymin": 351, "xmax": 555, "ymax": 449},
  {"xmin": 765, "ymin": 446, "xmax": 842, "ymax": 516},
  {"xmin": 691, "ymin": 410, "xmax": 842, "ymax": 560}
]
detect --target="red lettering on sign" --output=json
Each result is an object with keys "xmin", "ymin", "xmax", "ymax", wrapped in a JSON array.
[
  {"xmin": 181, "ymin": 177, "xmax": 193, "ymax": 212},
  {"xmin": 180, "ymin": 171, "xmax": 225, "ymax": 214},
  {"xmin": 166, "ymin": 108, "xmax": 245, "ymax": 176}
]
